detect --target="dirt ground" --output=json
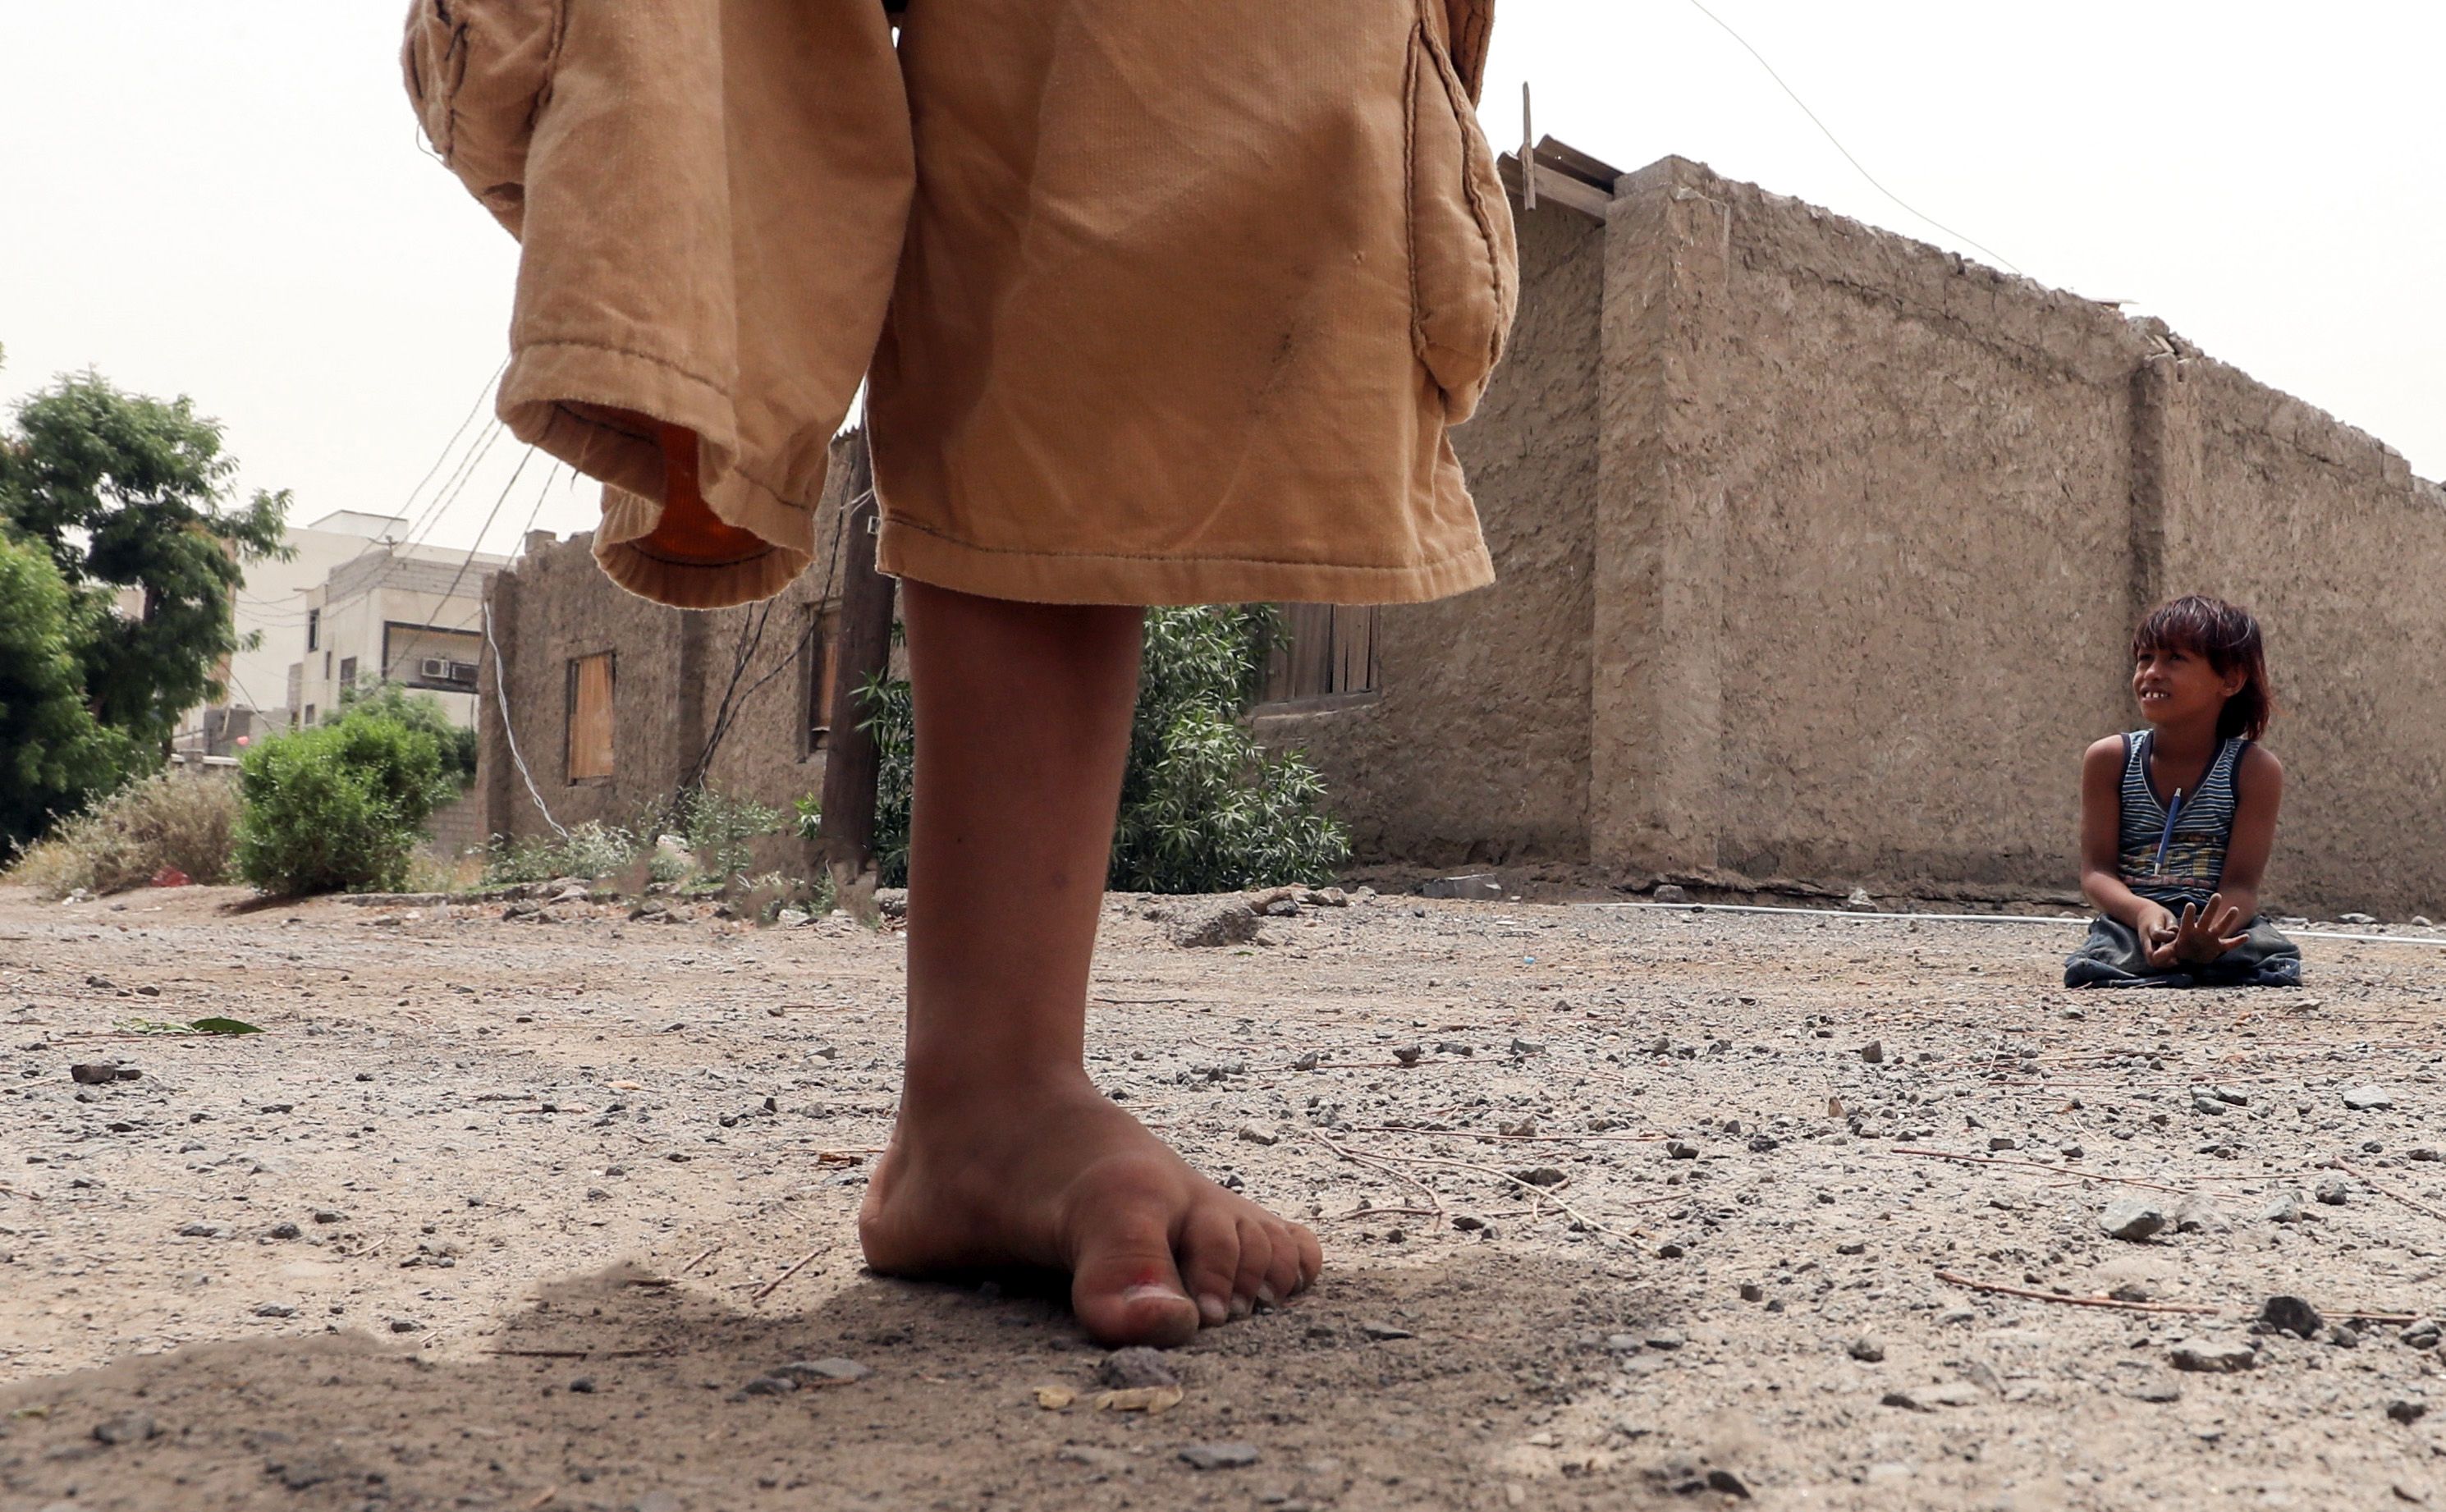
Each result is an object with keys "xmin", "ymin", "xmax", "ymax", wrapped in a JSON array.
[{"xmin": 2, "ymin": 881, "xmax": 2443, "ymax": 1512}]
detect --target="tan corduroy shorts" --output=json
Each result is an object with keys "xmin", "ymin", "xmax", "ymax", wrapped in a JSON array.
[
  {"xmin": 415, "ymin": 0, "xmax": 1516, "ymax": 611},
  {"xmin": 868, "ymin": 0, "xmax": 1517, "ymax": 607}
]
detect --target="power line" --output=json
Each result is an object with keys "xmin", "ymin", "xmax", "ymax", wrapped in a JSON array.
[{"xmin": 1680, "ymin": 0, "xmax": 2023, "ymax": 276}]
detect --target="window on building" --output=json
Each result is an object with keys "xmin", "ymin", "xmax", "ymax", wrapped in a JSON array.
[
  {"xmin": 566, "ymin": 653, "xmax": 615, "ymax": 782},
  {"xmin": 804, "ymin": 610, "xmax": 843, "ymax": 756},
  {"xmin": 323, "ymin": 650, "xmax": 332, "ymax": 680},
  {"xmin": 337, "ymin": 656, "xmax": 357, "ymax": 689},
  {"xmin": 303, "ymin": 704, "xmax": 317, "ymax": 726},
  {"xmin": 1260, "ymin": 604, "xmax": 1381, "ymax": 704},
  {"xmin": 306, "ymin": 608, "xmax": 319, "ymax": 651}
]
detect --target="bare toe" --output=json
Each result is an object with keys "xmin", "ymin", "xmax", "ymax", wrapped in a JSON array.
[
  {"xmin": 1068, "ymin": 1188, "xmax": 1199, "ymax": 1347},
  {"xmin": 1176, "ymin": 1206, "xmax": 1243, "ymax": 1327},
  {"xmin": 1230, "ymin": 1216, "xmax": 1275, "ymax": 1312}
]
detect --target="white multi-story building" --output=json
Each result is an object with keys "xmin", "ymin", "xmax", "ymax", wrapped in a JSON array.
[
  {"xmin": 283, "ymin": 537, "xmax": 511, "ymax": 733},
  {"xmin": 169, "ymin": 510, "xmax": 408, "ymax": 758}
]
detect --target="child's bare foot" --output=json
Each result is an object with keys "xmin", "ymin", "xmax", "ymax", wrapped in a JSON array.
[{"xmin": 859, "ymin": 1072, "xmax": 1322, "ymax": 1346}]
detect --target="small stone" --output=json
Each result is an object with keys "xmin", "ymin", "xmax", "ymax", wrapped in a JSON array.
[
  {"xmin": 2339, "ymin": 913, "xmax": 2378, "ymax": 926},
  {"xmin": 2343, "ymin": 1086, "xmax": 2396, "ymax": 1111},
  {"xmin": 570, "ymin": 1377, "xmax": 596, "ymax": 1393},
  {"xmin": 740, "ymin": 1375, "xmax": 797, "ymax": 1396},
  {"xmin": 2402, "ymin": 1318, "xmax": 2440, "ymax": 1349},
  {"xmin": 2100, "ymin": 1198, "xmax": 2167, "ymax": 1241},
  {"xmin": 2262, "ymin": 1192, "xmax": 2305, "ymax": 1224},
  {"xmin": 311, "ymin": 1209, "xmax": 346, "ymax": 1225},
  {"xmin": 1738, "ymin": 1282, "xmax": 1764, "ymax": 1303},
  {"xmin": 1098, "ymin": 1348, "xmax": 1179, "ymax": 1391},
  {"xmin": 2169, "ymin": 1338, "xmax": 2257, "ymax": 1373},
  {"xmin": 1170, "ymin": 900, "xmax": 1262, "ymax": 948},
  {"xmin": 266, "ymin": 1221, "xmax": 302, "ymax": 1240},
  {"xmin": 1452, "ymin": 1214, "xmax": 1487, "ymax": 1232},
  {"xmin": 1879, "ymin": 1389, "xmax": 1931, "ymax": 1413},
  {"xmin": 1835, "ymin": 1239, "xmax": 1868, "ymax": 1256},
  {"xmin": 1706, "ymin": 1468, "xmax": 1752, "ymax": 1499},
  {"xmin": 1360, "ymin": 1322, "xmax": 1415, "ymax": 1341},
  {"xmin": 91, "ymin": 1413, "xmax": 158, "ymax": 1446},
  {"xmin": 176, "ymin": 1222, "xmax": 231, "ymax": 1239},
  {"xmin": 773, "ymin": 1359, "xmax": 869, "ymax": 1386},
  {"xmin": 1858, "ymin": 1041, "xmax": 1885, "ymax": 1065},
  {"xmin": 1510, "ymin": 1038, "xmax": 1546, "ymax": 1055},
  {"xmin": 1417, "ymin": 873, "xmax": 1504, "ymax": 900},
  {"xmin": 1844, "ymin": 887, "xmax": 1876, "ymax": 911},
  {"xmin": 2173, "ymin": 1194, "xmax": 2228, "ymax": 1234},
  {"xmin": 2123, "ymin": 1377, "xmax": 2183, "ymax": 1404},
  {"xmin": 1392, "ymin": 1046, "xmax": 1423, "ymax": 1066},
  {"xmin": 253, "ymin": 1303, "xmax": 295, "ymax": 1318},
  {"xmin": 2192, "ymin": 1092, "xmax": 2226, "ymax": 1116},
  {"xmin": 1848, "ymin": 1337, "xmax": 1885, "ymax": 1363},
  {"xmin": 1656, "ymin": 1242, "xmax": 1687, "ymax": 1259},
  {"xmin": 1179, "ymin": 1442, "xmax": 1261, "ymax": 1471},
  {"xmin": 1747, "ymin": 1134, "xmax": 1780, "ymax": 1153},
  {"xmin": 1236, "ymin": 1123, "xmax": 1280, "ymax": 1147},
  {"xmin": 2325, "ymin": 1325, "xmax": 2361, "ymax": 1349},
  {"xmin": 1513, "ymin": 1166, "xmax": 1566, "ymax": 1188},
  {"xmin": 387, "ymin": 1317, "xmax": 423, "ymax": 1335},
  {"xmin": 1986, "ymin": 1135, "xmax": 2017, "ymax": 1152},
  {"xmin": 1665, "ymin": 1140, "xmax": 1699, "ymax": 1161},
  {"xmin": 2259, "ymin": 1295, "xmax": 2323, "ymax": 1339},
  {"xmin": 2388, "ymin": 1398, "xmax": 2429, "ymax": 1425},
  {"xmin": 69, "ymin": 1063, "xmax": 121, "ymax": 1085},
  {"xmin": 1651, "ymin": 885, "xmax": 1689, "ymax": 904},
  {"xmin": 1644, "ymin": 1328, "xmax": 1686, "ymax": 1351},
  {"xmin": 2315, "ymin": 1176, "xmax": 2351, "ymax": 1206}
]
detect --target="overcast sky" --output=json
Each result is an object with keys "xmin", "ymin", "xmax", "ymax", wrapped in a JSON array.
[{"xmin": 3, "ymin": 2, "xmax": 2439, "ymax": 557}]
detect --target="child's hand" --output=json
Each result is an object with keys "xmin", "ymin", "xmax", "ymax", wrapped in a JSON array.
[
  {"xmin": 2137, "ymin": 903, "xmax": 2179, "ymax": 967},
  {"xmin": 2163, "ymin": 895, "xmax": 2250, "ymax": 964}
]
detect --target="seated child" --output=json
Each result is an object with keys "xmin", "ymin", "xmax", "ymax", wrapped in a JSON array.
[{"xmin": 2066, "ymin": 594, "xmax": 2302, "ymax": 988}]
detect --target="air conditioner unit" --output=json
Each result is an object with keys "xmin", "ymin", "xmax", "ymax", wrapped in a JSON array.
[
  {"xmin": 450, "ymin": 660, "xmax": 479, "ymax": 684},
  {"xmin": 419, "ymin": 657, "xmax": 453, "ymax": 680}
]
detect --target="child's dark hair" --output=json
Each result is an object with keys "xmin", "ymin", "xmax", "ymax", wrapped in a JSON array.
[{"xmin": 2132, "ymin": 593, "xmax": 2274, "ymax": 741}]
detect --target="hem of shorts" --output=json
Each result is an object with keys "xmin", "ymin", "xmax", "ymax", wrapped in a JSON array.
[{"xmin": 875, "ymin": 519, "xmax": 1496, "ymax": 607}]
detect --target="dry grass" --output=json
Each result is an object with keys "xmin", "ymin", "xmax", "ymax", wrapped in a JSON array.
[{"xmin": 4, "ymin": 769, "xmax": 240, "ymax": 898}]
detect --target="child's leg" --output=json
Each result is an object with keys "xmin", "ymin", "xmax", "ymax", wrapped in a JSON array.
[{"xmin": 858, "ymin": 580, "xmax": 1322, "ymax": 1346}]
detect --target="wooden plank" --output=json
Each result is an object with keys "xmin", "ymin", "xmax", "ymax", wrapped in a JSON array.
[{"xmin": 566, "ymin": 653, "xmax": 614, "ymax": 781}]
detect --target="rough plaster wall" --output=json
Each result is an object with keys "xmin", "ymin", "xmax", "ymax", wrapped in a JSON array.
[
  {"xmin": 1677, "ymin": 164, "xmax": 2146, "ymax": 890},
  {"xmin": 479, "ymin": 442, "xmax": 861, "ymax": 858},
  {"xmin": 1257, "ymin": 195, "xmax": 1603, "ymax": 865},
  {"xmin": 480, "ymin": 534, "xmax": 694, "ymax": 842},
  {"xmin": 2159, "ymin": 359, "xmax": 2446, "ymax": 919}
]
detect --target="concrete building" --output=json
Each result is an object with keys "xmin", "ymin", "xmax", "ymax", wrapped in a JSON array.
[
  {"xmin": 474, "ymin": 144, "xmax": 2446, "ymax": 920},
  {"xmin": 162, "ymin": 510, "xmax": 405, "ymax": 758},
  {"xmin": 282, "ymin": 540, "xmax": 511, "ymax": 734}
]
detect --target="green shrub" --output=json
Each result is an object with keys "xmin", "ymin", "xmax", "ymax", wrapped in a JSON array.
[
  {"xmin": 0, "ymin": 537, "xmax": 145, "ymax": 851},
  {"xmin": 330, "ymin": 681, "xmax": 478, "ymax": 789},
  {"xmin": 233, "ymin": 716, "xmax": 457, "ymax": 895},
  {"xmin": 674, "ymin": 787, "xmax": 783, "ymax": 890},
  {"xmin": 859, "ymin": 606, "xmax": 1347, "ymax": 893},
  {"xmin": 483, "ymin": 820, "xmax": 641, "ymax": 887},
  {"xmin": 4, "ymin": 767, "xmax": 240, "ymax": 898}
]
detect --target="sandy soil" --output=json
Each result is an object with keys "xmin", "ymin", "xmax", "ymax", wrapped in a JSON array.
[{"xmin": 2, "ymin": 882, "xmax": 2442, "ymax": 1511}]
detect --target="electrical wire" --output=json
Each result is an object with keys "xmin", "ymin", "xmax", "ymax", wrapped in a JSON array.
[{"xmin": 1681, "ymin": 0, "xmax": 2023, "ymax": 276}]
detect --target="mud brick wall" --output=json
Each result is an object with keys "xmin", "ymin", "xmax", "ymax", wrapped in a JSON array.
[
  {"xmin": 1269, "ymin": 154, "xmax": 2446, "ymax": 919},
  {"xmin": 476, "ymin": 438, "xmax": 863, "ymax": 866}
]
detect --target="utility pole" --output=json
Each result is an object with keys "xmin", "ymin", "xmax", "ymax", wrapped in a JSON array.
[{"xmin": 814, "ymin": 430, "xmax": 895, "ymax": 918}]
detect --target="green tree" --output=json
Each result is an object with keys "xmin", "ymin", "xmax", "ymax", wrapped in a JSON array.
[
  {"xmin": 860, "ymin": 606, "xmax": 1349, "ymax": 893},
  {"xmin": 0, "ymin": 370, "xmax": 291, "ymax": 748},
  {"xmin": 0, "ymin": 537, "xmax": 141, "ymax": 851}
]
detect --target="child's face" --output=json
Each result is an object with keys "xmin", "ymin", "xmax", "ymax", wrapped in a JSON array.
[{"xmin": 2132, "ymin": 640, "xmax": 2243, "ymax": 727}]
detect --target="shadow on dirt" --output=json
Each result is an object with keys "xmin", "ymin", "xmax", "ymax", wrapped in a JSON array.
[{"xmin": 0, "ymin": 1251, "xmax": 1681, "ymax": 1512}]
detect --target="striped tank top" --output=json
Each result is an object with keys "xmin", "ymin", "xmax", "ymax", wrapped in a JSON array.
[{"xmin": 2116, "ymin": 730, "xmax": 2249, "ymax": 909}]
